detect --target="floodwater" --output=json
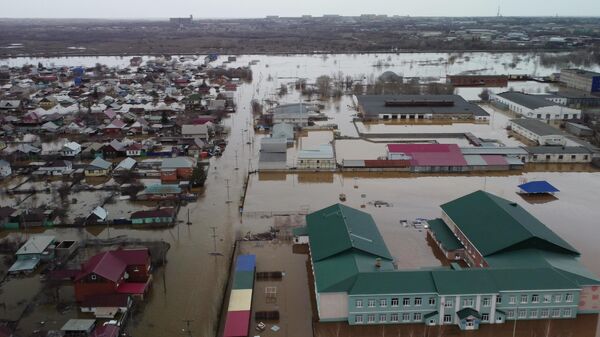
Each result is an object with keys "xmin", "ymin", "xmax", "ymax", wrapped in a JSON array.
[{"xmin": 1, "ymin": 52, "xmax": 600, "ymax": 337}]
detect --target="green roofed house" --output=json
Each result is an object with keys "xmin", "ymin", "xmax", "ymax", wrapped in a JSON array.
[{"xmin": 300, "ymin": 191, "xmax": 600, "ymax": 331}]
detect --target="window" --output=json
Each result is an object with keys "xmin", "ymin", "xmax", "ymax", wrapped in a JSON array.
[
  {"xmin": 482, "ymin": 297, "xmax": 490, "ymax": 307},
  {"xmin": 368, "ymin": 314, "xmax": 376, "ymax": 323},
  {"xmin": 368, "ymin": 299, "xmax": 376, "ymax": 308},
  {"xmin": 584, "ymin": 155, "xmax": 589, "ymax": 160},
  {"xmin": 543, "ymin": 294, "xmax": 551, "ymax": 303},
  {"xmin": 571, "ymin": 155, "xmax": 576, "ymax": 160},
  {"xmin": 429, "ymin": 297, "xmax": 436, "ymax": 306},
  {"xmin": 414, "ymin": 313, "xmax": 422, "ymax": 321},
  {"xmin": 403, "ymin": 298, "xmax": 410, "ymax": 306},
  {"xmin": 463, "ymin": 298, "xmax": 474, "ymax": 307},
  {"xmin": 520, "ymin": 295, "xmax": 528, "ymax": 304},
  {"xmin": 563, "ymin": 308, "xmax": 572, "ymax": 317},
  {"xmin": 391, "ymin": 298, "xmax": 399, "ymax": 307},
  {"xmin": 380, "ymin": 299, "xmax": 387, "ymax": 307},
  {"xmin": 554, "ymin": 294, "xmax": 562, "ymax": 303},
  {"xmin": 443, "ymin": 315, "xmax": 452, "ymax": 323},
  {"xmin": 518, "ymin": 309, "xmax": 527, "ymax": 319},
  {"xmin": 482, "ymin": 313, "xmax": 489, "ymax": 321},
  {"xmin": 566, "ymin": 294, "xmax": 573, "ymax": 303},
  {"xmin": 540, "ymin": 309, "xmax": 549, "ymax": 318},
  {"xmin": 402, "ymin": 313, "xmax": 410, "ymax": 321},
  {"xmin": 355, "ymin": 315, "xmax": 363, "ymax": 324},
  {"xmin": 445, "ymin": 299, "xmax": 453, "ymax": 308},
  {"xmin": 558, "ymin": 155, "xmax": 564, "ymax": 160},
  {"xmin": 415, "ymin": 297, "xmax": 422, "ymax": 306},
  {"xmin": 530, "ymin": 310, "xmax": 538, "ymax": 318},
  {"xmin": 507, "ymin": 310, "xmax": 515, "ymax": 319},
  {"xmin": 496, "ymin": 295, "xmax": 502, "ymax": 304},
  {"xmin": 355, "ymin": 299, "xmax": 363, "ymax": 308},
  {"xmin": 509, "ymin": 296, "xmax": 516, "ymax": 304},
  {"xmin": 532, "ymin": 294, "xmax": 539, "ymax": 303},
  {"xmin": 390, "ymin": 313, "xmax": 399, "ymax": 322},
  {"xmin": 379, "ymin": 314, "xmax": 387, "ymax": 322},
  {"xmin": 552, "ymin": 309, "xmax": 561, "ymax": 318}
]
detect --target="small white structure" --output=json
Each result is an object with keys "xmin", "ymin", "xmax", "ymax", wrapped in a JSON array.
[
  {"xmin": 62, "ymin": 142, "xmax": 82, "ymax": 157},
  {"xmin": 297, "ymin": 144, "xmax": 336, "ymax": 170},
  {"xmin": 492, "ymin": 92, "xmax": 581, "ymax": 120},
  {"xmin": 0, "ymin": 159, "xmax": 11, "ymax": 177}
]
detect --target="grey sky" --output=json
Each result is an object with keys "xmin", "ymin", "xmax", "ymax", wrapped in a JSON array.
[{"xmin": 2, "ymin": 0, "xmax": 599, "ymax": 18}]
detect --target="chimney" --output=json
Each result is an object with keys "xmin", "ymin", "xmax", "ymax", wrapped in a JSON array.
[{"xmin": 375, "ymin": 258, "xmax": 382, "ymax": 269}]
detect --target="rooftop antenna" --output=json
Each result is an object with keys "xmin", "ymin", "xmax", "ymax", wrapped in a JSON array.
[{"xmin": 497, "ymin": 6, "xmax": 501, "ymax": 17}]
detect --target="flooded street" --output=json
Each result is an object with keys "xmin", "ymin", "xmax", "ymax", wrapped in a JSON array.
[{"xmin": 2, "ymin": 52, "xmax": 600, "ymax": 336}]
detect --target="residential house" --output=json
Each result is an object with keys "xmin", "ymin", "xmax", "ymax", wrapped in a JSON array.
[
  {"xmin": 0, "ymin": 99, "xmax": 21, "ymax": 112},
  {"xmin": 114, "ymin": 157, "xmax": 137, "ymax": 173},
  {"xmin": 62, "ymin": 142, "xmax": 82, "ymax": 157},
  {"xmin": 20, "ymin": 209, "xmax": 55, "ymax": 228},
  {"xmin": 8, "ymin": 235, "xmax": 56, "ymax": 274},
  {"xmin": 74, "ymin": 248, "xmax": 152, "ymax": 302},
  {"xmin": 86, "ymin": 206, "xmax": 108, "ymax": 225},
  {"xmin": 130, "ymin": 208, "xmax": 175, "ymax": 225},
  {"xmin": 0, "ymin": 207, "xmax": 18, "ymax": 229},
  {"xmin": 85, "ymin": 157, "xmax": 113, "ymax": 177},
  {"xmin": 125, "ymin": 143, "xmax": 144, "ymax": 157},
  {"xmin": 137, "ymin": 184, "xmax": 182, "ymax": 201},
  {"xmin": 38, "ymin": 160, "xmax": 73, "ymax": 175},
  {"xmin": 80, "ymin": 294, "xmax": 132, "ymax": 319},
  {"xmin": 491, "ymin": 92, "xmax": 581, "ymax": 120},
  {"xmin": 185, "ymin": 138, "xmax": 206, "ymax": 158},
  {"xmin": 104, "ymin": 119, "xmax": 127, "ymax": 135},
  {"xmin": 181, "ymin": 124, "xmax": 209, "ymax": 139},
  {"xmin": 160, "ymin": 157, "xmax": 195, "ymax": 182},
  {"xmin": 271, "ymin": 103, "xmax": 312, "ymax": 127},
  {"xmin": 258, "ymin": 138, "xmax": 287, "ymax": 171}
]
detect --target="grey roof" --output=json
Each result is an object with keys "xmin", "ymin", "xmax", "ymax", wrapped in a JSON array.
[
  {"xmin": 272, "ymin": 123, "xmax": 294, "ymax": 140},
  {"xmin": 115, "ymin": 157, "xmax": 137, "ymax": 170},
  {"xmin": 260, "ymin": 137, "xmax": 287, "ymax": 153},
  {"xmin": 464, "ymin": 154, "xmax": 487, "ymax": 166},
  {"xmin": 497, "ymin": 92, "xmax": 555, "ymax": 109},
  {"xmin": 510, "ymin": 118, "xmax": 563, "ymax": 136},
  {"xmin": 87, "ymin": 157, "xmax": 112, "ymax": 170},
  {"xmin": 526, "ymin": 146, "xmax": 592, "ymax": 155},
  {"xmin": 562, "ymin": 68, "xmax": 600, "ymax": 79},
  {"xmin": 259, "ymin": 151, "xmax": 287, "ymax": 163},
  {"xmin": 61, "ymin": 319, "xmax": 96, "ymax": 332},
  {"xmin": 298, "ymin": 144, "xmax": 334, "ymax": 159},
  {"xmin": 460, "ymin": 147, "xmax": 528, "ymax": 156},
  {"xmin": 161, "ymin": 157, "xmax": 195, "ymax": 169},
  {"xmin": 16, "ymin": 235, "xmax": 55, "ymax": 255},
  {"xmin": 271, "ymin": 103, "xmax": 316, "ymax": 115},
  {"xmin": 357, "ymin": 94, "xmax": 489, "ymax": 117}
]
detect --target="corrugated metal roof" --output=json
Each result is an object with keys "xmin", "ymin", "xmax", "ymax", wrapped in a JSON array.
[
  {"xmin": 16, "ymin": 235, "xmax": 55, "ymax": 255},
  {"xmin": 227, "ymin": 289, "xmax": 253, "ymax": 311},
  {"xmin": 388, "ymin": 144, "xmax": 467, "ymax": 167},
  {"xmin": 235, "ymin": 255, "xmax": 256, "ymax": 272},
  {"xmin": 482, "ymin": 155, "xmax": 508, "ymax": 166},
  {"xmin": 498, "ymin": 92, "xmax": 555, "ymax": 109},
  {"xmin": 342, "ymin": 160, "xmax": 365, "ymax": 168},
  {"xmin": 460, "ymin": 147, "xmax": 528, "ymax": 156},
  {"xmin": 464, "ymin": 154, "xmax": 487, "ymax": 166},
  {"xmin": 223, "ymin": 310, "xmax": 251, "ymax": 337},
  {"xmin": 298, "ymin": 144, "xmax": 334, "ymax": 159},
  {"xmin": 233, "ymin": 271, "xmax": 255, "ymax": 290}
]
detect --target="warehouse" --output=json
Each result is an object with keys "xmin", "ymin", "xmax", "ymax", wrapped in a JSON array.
[
  {"xmin": 356, "ymin": 95, "xmax": 490, "ymax": 121},
  {"xmin": 560, "ymin": 68, "xmax": 600, "ymax": 93},
  {"xmin": 526, "ymin": 146, "xmax": 592, "ymax": 163},
  {"xmin": 509, "ymin": 118, "xmax": 566, "ymax": 146},
  {"xmin": 491, "ymin": 92, "xmax": 581, "ymax": 121}
]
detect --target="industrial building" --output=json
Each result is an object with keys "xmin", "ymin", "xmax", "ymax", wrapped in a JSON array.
[
  {"xmin": 560, "ymin": 69, "xmax": 600, "ymax": 93},
  {"xmin": 296, "ymin": 192, "xmax": 600, "ymax": 331},
  {"xmin": 447, "ymin": 75, "xmax": 508, "ymax": 87},
  {"xmin": 297, "ymin": 144, "xmax": 335, "ymax": 170},
  {"xmin": 356, "ymin": 95, "xmax": 490, "ymax": 121},
  {"xmin": 509, "ymin": 118, "xmax": 566, "ymax": 146},
  {"xmin": 526, "ymin": 146, "xmax": 592, "ymax": 163},
  {"xmin": 491, "ymin": 92, "xmax": 581, "ymax": 121}
]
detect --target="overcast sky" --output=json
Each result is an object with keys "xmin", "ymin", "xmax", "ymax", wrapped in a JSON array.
[{"xmin": 2, "ymin": 0, "xmax": 600, "ymax": 18}]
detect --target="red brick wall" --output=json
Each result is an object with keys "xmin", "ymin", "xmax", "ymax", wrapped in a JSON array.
[{"xmin": 74, "ymin": 279, "xmax": 117, "ymax": 301}]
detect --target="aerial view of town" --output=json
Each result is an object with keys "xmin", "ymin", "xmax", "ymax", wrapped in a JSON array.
[{"xmin": 2, "ymin": 1, "xmax": 600, "ymax": 337}]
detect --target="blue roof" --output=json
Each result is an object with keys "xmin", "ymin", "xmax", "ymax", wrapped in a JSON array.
[
  {"xmin": 518, "ymin": 181, "xmax": 559, "ymax": 194},
  {"xmin": 235, "ymin": 254, "xmax": 256, "ymax": 272}
]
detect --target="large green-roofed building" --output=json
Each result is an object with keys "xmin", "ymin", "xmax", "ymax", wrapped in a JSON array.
[{"xmin": 298, "ymin": 192, "xmax": 600, "ymax": 331}]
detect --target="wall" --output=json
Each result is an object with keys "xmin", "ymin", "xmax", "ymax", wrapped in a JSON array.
[
  {"xmin": 441, "ymin": 211, "xmax": 488, "ymax": 268},
  {"xmin": 318, "ymin": 292, "xmax": 349, "ymax": 321},
  {"xmin": 348, "ymin": 293, "xmax": 438, "ymax": 325},
  {"xmin": 497, "ymin": 290, "xmax": 580, "ymax": 320},
  {"xmin": 528, "ymin": 152, "xmax": 592, "ymax": 163}
]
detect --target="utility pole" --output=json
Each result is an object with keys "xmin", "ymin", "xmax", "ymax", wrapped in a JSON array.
[
  {"xmin": 235, "ymin": 150, "xmax": 239, "ymax": 170},
  {"xmin": 209, "ymin": 226, "xmax": 222, "ymax": 256},
  {"xmin": 225, "ymin": 178, "xmax": 232, "ymax": 203},
  {"xmin": 182, "ymin": 319, "xmax": 194, "ymax": 337}
]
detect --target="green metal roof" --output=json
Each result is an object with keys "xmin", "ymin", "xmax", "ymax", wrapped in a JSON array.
[
  {"xmin": 233, "ymin": 271, "xmax": 255, "ymax": 290},
  {"xmin": 431, "ymin": 269, "xmax": 498, "ymax": 295},
  {"xmin": 307, "ymin": 204, "xmax": 392, "ymax": 262},
  {"xmin": 423, "ymin": 311, "xmax": 439, "ymax": 319},
  {"xmin": 292, "ymin": 226, "xmax": 308, "ymax": 236},
  {"xmin": 427, "ymin": 218, "xmax": 464, "ymax": 251},
  {"xmin": 488, "ymin": 268, "xmax": 578, "ymax": 291},
  {"xmin": 441, "ymin": 190, "xmax": 579, "ymax": 257},
  {"xmin": 457, "ymin": 308, "xmax": 481, "ymax": 320},
  {"xmin": 350, "ymin": 270, "xmax": 437, "ymax": 295}
]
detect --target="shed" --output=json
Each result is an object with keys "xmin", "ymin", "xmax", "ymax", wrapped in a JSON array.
[
  {"xmin": 61, "ymin": 319, "xmax": 96, "ymax": 335},
  {"xmin": 518, "ymin": 181, "xmax": 559, "ymax": 195},
  {"xmin": 227, "ymin": 289, "xmax": 253, "ymax": 311},
  {"xmin": 235, "ymin": 254, "xmax": 256, "ymax": 272}
]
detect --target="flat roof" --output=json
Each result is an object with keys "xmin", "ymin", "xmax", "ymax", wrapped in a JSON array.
[
  {"xmin": 510, "ymin": 118, "xmax": 563, "ymax": 136},
  {"xmin": 497, "ymin": 92, "xmax": 555, "ymax": 109},
  {"xmin": 460, "ymin": 147, "xmax": 528, "ymax": 156},
  {"xmin": 61, "ymin": 319, "xmax": 96, "ymax": 332},
  {"xmin": 562, "ymin": 68, "xmax": 600, "ymax": 79},
  {"xmin": 526, "ymin": 146, "xmax": 592, "ymax": 155},
  {"xmin": 357, "ymin": 94, "xmax": 489, "ymax": 117}
]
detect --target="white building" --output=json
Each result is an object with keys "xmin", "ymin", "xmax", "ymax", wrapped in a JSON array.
[
  {"xmin": 492, "ymin": 92, "xmax": 581, "ymax": 121},
  {"xmin": 61, "ymin": 142, "xmax": 82, "ymax": 157},
  {"xmin": 297, "ymin": 144, "xmax": 336, "ymax": 170},
  {"xmin": 0, "ymin": 159, "xmax": 11, "ymax": 177},
  {"xmin": 526, "ymin": 146, "xmax": 592, "ymax": 163},
  {"xmin": 560, "ymin": 69, "xmax": 600, "ymax": 93},
  {"xmin": 509, "ymin": 119, "xmax": 566, "ymax": 146}
]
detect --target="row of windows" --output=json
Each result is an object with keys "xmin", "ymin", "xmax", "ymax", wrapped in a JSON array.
[
  {"xmin": 506, "ymin": 308, "xmax": 572, "ymax": 319},
  {"xmin": 354, "ymin": 312, "xmax": 423, "ymax": 324},
  {"xmin": 355, "ymin": 297, "xmax": 436, "ymax": 308},
  {"xmin": 506, "ymin": 293, "xmax": 573, "ymax": 305},
  {"xmin": 442, "ymin": 297, "xmax": 493, "ymax": 308}
]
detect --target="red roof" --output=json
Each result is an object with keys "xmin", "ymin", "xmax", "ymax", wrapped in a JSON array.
[
  {"xmin": 364, "ymin": 160, "xmax": 410, "ymax": 168},
  {"xmin": 386, "ymin": 144, "xmax": 467, "ymax": 167},
  {"xmin": 91, "ymin": 325, "xmax": 119, "ymax": 337},
  {"xmin": 223, "ymin": 311, "xmax": 251, "ymax": 337},
  {"xmin": 116, "ymin": 282, "xmax": 148, "ymax": 294},
  {"xmin": 76, "ymin": 249, "xmax": 149, "ymax": 282},
  {"xmin": 131, "ymin": 208, "xmax": 174, "ymax": 219},
  {"xmin": 482, "ymin": 155, "xmax": 508, "ymax": 166}
]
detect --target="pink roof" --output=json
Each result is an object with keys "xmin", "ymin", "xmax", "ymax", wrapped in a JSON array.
[
  {"xmin": 104, "ymin": 109, "xmax": 116, "ymax": 119},
  {"xmin": 116, "ymin": 282, "xmax": 148, "ymax": 294},
  {"xmin": 106, "ymin": 119, "xmax": 126, "ymax": 129},
  {"xmin": 91, "ymin": 325, "xmax": 119, "ymax": 337},
  {"xmin": 223, "ymin": 311, "xmax": 251, "ymax": 337},
  {"xmin": 482, "ymin": 155, "xmax": 508, "ymax": 166},
  {"xmin": 387, "ymin": 144, "xmax": 467, "ymax": 167}
]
